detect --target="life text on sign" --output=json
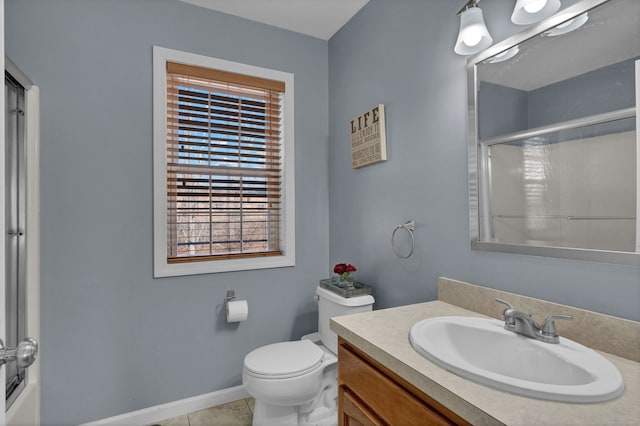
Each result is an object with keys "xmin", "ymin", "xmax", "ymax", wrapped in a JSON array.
[{"xmin": 350, "ymin": 104, "xmax": 387, "ymax": 169}]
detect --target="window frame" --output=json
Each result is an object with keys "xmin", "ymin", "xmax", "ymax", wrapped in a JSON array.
[{"xmin": 153, "ymin": 46, "xmax": 295, "ymax": 277}]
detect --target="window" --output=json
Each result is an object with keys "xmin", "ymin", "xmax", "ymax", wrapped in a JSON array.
[{"xmin": 153, "ymin": 47, "xmax": 295, "ymax": 277}]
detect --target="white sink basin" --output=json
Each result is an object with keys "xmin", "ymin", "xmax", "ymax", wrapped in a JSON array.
[{"xmin": 409, "ymin": 316, "xmax": 624, "ymax": 403}]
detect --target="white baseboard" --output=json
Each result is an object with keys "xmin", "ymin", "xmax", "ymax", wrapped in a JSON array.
[{"xmin": 81, "ymin": 385, "xmax": 250, "ymax": 426}]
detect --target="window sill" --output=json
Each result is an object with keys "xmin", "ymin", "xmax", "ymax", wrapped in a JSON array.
[{"xmin": 153, "ymin": 253, "xmax": 295, "ymax": 278}]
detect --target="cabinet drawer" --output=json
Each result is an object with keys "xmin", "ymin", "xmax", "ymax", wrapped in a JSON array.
[{"xmin": 338, "ymin": 343, "xmax": 456, "ymax": 426}]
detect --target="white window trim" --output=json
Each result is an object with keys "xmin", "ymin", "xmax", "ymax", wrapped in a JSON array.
[{"xmin": 152, "ymin": 46, "xmax": 295, "ymax": 278}]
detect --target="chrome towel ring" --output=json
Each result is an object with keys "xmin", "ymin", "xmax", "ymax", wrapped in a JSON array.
[{"xmin": 391, "ymin": 220, "xmax": 415, "ymax": 258}]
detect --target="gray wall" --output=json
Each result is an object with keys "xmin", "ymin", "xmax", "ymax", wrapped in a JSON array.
[
  {"xmin": 328, "ymin": 0, "xmax": 638, "ymax": 317},
  {"xmin": 5, "ymin": 0, "xmax": 329, "ymax": 424},
  {"xmin": 479, "ymin": 58, "xmax": 637, "ymax": 140},
  {"xmin": 528, "ymin": 56, "xmax": 638, "ymax": 127},
  {"xmin": 478, "ymin": 82, "xmax": 529, "ymax": 140}
]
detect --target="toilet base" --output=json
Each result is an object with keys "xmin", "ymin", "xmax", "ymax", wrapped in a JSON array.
[
  {"xmin": 252, "ymin": 401, "xmax": 337, "ymax": 426},
  {"xmin": 299, "ymin": 406, "xmax": 337, "ymax": 426},
  {"xmin": 252, "ymin": 401, "xmax": 298, "ymax": 426},
  {"xmin": 251, "ymin": 364, "xmax": 338, "ymax": 426}
]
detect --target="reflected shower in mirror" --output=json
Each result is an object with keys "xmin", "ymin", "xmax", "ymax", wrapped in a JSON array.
[{"xmin": 468, "ymin": 0, "xmax": 640, "ymax": 265}]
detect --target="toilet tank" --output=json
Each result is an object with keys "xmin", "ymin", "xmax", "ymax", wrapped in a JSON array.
[{"xmin": 316, "ymin": 286, "xmax": 374, "ymax": 354}]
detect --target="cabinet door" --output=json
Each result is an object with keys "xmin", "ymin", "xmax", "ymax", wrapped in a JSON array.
[
  {"xmin": 339, "ymin": 386, "xmax": 385, "ymax": 426},
  {"xmin": 338, "ymin": 342, "xmax": 463, "ymax": 426}
]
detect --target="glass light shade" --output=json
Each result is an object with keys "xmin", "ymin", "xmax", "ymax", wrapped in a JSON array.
[
  {"xmin": 511, "ymin": 0, "xmax": 561, "ymax": 25},
  {"xmin": 484, "ymin": 45, "xmax": 519, "ymax": 64},
  {"xmin": 454, "ymin": 7, "xmax": 493, "ymax": 55},
  {"xmin": 544, "ymin": 12, "xmax": 588, "ymax": 36}
]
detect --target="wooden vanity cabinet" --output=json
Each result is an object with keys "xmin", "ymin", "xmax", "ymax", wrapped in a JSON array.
[{"xmin": 337, "ymin": 338, "xmax": 471, "ymax": 426}]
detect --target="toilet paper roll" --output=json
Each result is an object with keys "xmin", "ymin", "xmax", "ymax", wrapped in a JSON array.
[{"xmin": 226, "ymin": 300, "xmax": 248, "ymax": 322}]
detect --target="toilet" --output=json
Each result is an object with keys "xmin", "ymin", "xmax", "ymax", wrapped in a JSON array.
[{"xmin": 242, "ymin": 286, "xmax": 374, "ymax": 426}]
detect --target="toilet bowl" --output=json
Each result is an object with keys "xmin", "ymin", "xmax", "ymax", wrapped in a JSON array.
[
  {"xmin": 243, "ymin": 335, "xmax": 337, "ymax": 426},
  {"xmin": 242, "ymin": 286, "xmax": 374, "ymax": 426}
]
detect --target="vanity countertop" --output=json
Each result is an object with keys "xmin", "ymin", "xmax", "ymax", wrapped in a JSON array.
[{"xmin": 330, "ymin": 300, "xmax": 640, "ymax": 426}]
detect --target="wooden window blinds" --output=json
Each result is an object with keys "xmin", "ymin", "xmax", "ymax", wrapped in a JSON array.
[{"xmin": 165, "ymin": 61, "xmax": 285, "ymax": 263}]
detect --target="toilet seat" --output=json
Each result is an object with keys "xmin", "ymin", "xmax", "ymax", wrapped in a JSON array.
[{"xmin": 244, "ymin": 339, "xmax": 324, "ymax": 379}]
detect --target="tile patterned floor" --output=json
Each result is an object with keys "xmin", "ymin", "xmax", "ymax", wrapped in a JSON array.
[{"xmin": 151, "ymin": 398, "xmax": 254, "ymax": 426}]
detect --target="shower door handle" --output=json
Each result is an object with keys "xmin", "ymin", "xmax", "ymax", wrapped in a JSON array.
[{"xmin": 0, "ymin": 337, "xmax": 38, "ymax": 369}]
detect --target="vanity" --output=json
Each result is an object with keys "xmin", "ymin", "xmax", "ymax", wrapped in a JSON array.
[{"xmin": 330, "ymin": 278, "xmax": 640, "ymax": 425}]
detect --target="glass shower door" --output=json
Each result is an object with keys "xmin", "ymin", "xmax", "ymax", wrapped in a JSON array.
[{"xmin": 5, "ymin": 72, "xmax": 27, "ymax": 408}]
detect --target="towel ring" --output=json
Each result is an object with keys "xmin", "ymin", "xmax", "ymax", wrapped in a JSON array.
[{"xmin": 391, "ymin": 220, "xmax": 415, "ymax": 259}]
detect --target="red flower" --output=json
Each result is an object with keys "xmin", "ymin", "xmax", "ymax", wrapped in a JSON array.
[{"xmin": 334, "ymin": 263, "xmax": 357, "ymax": 275}]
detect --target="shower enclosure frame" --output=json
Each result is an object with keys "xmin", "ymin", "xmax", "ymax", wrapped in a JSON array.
[{"xmin": 4, "ymin": 56, "xmax": 41, "ymax": 425}]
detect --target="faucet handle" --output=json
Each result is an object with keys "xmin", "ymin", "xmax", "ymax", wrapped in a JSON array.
[
  {"xmin": 495, "ymin": 298, "xmax": 516, "ymax": 325},
  {"xmin": 540, "ymin": 314, "xmax": 573, "ymax": 338},
  {"xmin": 495, "ymin": 298, "xmax": 533, "ymax": 316},
  {"xmin": 495, "ymin": 298, "xmax": 514, "ymax": 310}
]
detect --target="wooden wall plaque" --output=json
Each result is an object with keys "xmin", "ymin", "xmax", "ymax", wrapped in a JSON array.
[{"xmin": 350, "ymin": 104, "xmax": 387, "ymax": 169}]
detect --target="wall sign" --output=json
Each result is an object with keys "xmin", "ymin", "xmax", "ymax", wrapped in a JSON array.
[{"xmin": 350, "ymin": 104, "xmax": 387, "ymax": 168}]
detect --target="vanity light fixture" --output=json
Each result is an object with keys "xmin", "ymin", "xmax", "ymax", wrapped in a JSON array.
[
  {"xmin": 454, "ymin": 0, "xmax": 493, "ymax": 56},
  {"xmin": 484, "ymin": 45, "xmax": 520, "ymax": 64},
  {"xmin": 545, "ymin": 12, "xmax": 589, "ymax": 36},
  {"xmin": 511, "ymin": 0, "xmax": 561, "ymax": 25}
]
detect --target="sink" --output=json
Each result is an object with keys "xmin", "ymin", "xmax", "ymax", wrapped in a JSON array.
[{"xmin": 409, "ymin": 316, "xmax": 624, "ymax": 403}]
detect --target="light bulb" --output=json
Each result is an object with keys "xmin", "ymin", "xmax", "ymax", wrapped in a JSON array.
[
  {"xmin": 524, "ymin": 0, "xmax": 547, "ymax": 13},
  {"xmin": 464, "ymin": 32, "xmax": 482, "ymax": 47},
  {"xmin": 511, "ymin": 0, "xmax": 560, "ymax": 25}
]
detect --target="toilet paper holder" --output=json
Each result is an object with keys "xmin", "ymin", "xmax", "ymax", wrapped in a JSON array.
[{"xmin": 224, "ymin": 290, "xmax": 235, "ymax": 309}]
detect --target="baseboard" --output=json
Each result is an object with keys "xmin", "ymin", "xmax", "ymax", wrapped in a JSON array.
[{"xmin": 81, "ymin": 385, "xmax": 250, "ymax": 426}]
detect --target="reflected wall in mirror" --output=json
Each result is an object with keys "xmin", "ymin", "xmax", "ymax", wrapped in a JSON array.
[{"xmin": 468, "ymin": 0, "xmax": 640, "ymax": 265}]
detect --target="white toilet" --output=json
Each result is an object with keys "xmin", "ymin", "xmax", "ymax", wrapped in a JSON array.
[{"xmin": 242, "ymin": 286, "xmax": 374, "ymax": 426}]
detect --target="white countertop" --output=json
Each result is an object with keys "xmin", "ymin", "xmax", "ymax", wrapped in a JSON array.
[{"xmin": 330, "ymin": 301, "xmax": 640, "ymax": 426}]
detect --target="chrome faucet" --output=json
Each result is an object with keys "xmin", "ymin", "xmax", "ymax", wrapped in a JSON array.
[{"xmin": 496, "ymin": 298, "xmax": 572, "ymax": 344}]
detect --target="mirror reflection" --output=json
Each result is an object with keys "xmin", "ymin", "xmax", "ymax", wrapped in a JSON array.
[{"xmin": 469, "ymin": 0, "xmax": 639, "ymax": 264}]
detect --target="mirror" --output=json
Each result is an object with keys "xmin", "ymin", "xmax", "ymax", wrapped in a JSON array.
[{"xmin": 468, "ymin": 0, "xmax": 640, "ymax": 265}]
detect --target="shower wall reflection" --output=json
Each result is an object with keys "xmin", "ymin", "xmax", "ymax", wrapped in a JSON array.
[
  {"xmin": 477, "ymin": 54, "xmax": 638, "ymax": 252},
  {"xmin": 489, "ymin": 127, "xmax": 636, "ymax": 252}
]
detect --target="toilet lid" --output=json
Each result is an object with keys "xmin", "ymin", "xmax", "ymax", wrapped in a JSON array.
[{"xmin": 244, "ymin": 339, "xmax": 324, "ymax": 378}]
